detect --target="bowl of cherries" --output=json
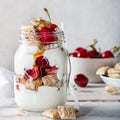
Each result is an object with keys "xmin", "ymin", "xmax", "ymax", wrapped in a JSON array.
[{"xmin": 70, "ymin": 39, "xmax": 120, "ymax": 84}]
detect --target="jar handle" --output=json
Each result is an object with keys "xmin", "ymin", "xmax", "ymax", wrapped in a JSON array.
[
  {"xmin": 65, "ymin": 49, "xmax": 80, "ymax": 110},
  {"xmin": 65, "ymin": 49, "xmax": 71, "ymax": 87}
]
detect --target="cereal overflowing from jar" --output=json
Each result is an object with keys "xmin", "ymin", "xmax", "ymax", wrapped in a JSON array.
[{"xmin": 21, "ymin": 9, "xmax": 60, "ymax": 43}]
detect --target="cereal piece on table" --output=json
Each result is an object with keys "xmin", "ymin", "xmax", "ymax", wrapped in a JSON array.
[
  {"xmin": 96, "ymin": 66, "xmax": 110, "ymax": 75},
  {"xmin": 105, "ymin": 86, "xmax": 119, "ymax": 95},
  {"xmin": 42, "ymin": 109, "xmax": 60, "ymax": 119},
  {"xmin": 58, "ymin": 106, "xmax": 76, "ymax": 120}
]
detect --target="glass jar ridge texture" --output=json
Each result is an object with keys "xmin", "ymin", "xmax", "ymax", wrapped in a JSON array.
[{"xmin": 14, "ymin": 31, "xmax": 69, "ymax": 111}]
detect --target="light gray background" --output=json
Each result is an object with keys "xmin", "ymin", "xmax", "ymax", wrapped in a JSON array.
[{"xmin": 0, "ymin": 0, "xmax": 120, "ymax": 71}]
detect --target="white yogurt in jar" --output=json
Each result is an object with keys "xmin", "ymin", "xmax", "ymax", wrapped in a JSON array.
[
  {"xmin": 14, "ymin": 43, "xmax": 68, "ymax": 111},
  {"xmin": 15, "ymin": 83, "xmax": 67, "ymax": 111}
]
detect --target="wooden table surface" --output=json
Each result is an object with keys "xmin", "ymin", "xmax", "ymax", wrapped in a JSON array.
[
  {"xmin": 0, "ymin": 83, "xmax": 120, "ymax": 120},
  {"xmin": 68, "ymin": 83, "xmax": 120, "ymax": 102}
]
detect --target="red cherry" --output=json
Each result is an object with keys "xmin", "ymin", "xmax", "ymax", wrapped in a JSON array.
[
  {"xmin": 75, "ymin": 47, "xmax": 88, "ymax": 58},
  {"xmin": 87, "ymin": 50, "xmax": 99, "ymax": 58},
  {"xmin": 45, "ymin": 66, "xmax": 58, "ymax": 75},
  {"xmin": 101, "ymin": 50, "xmax": 114, "ymax": 58},
  {"xmin": 50, "ymin": 24, "xmax": 58, "ymax": 30},
  {"xmin": 35, "ymin": 56, "xmax": 50, "ymax": 69},
  {"xmin": 40, "ymin": 27, "xmax": 52, "ymax": 32},
  {"xmin": 39, "ymin": 27, "xmax": 58, "ymax": 42},
  {"xmin": 75, "ymin": 47, "xmax": 87, "ymax": 53},
  {"xmin": 70, "ymin": 52, "xmax": 80, "ymax": 58},
  {"xmin": 24, "ymin": 65, "xmax": 40, "ymax": 80},
  {"xmin": 74, "ymin": 74, "xmax": 88, "ymax": 87}
]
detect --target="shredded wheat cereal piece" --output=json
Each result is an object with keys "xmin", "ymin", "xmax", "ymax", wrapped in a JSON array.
[
  {"xmin": 21, "ymin": 25, "xmax": 38, "ymax": 41},
  {"xmin": 42, "ymin": 74, "xmax": 58, "ymax": 86},
  {"xmin": 58, "ymin": 106, "xmax": 76, "ymax": 120},
  {"xmin": 55, "ymin": 80, "xmax": 63, "ymax": 89},
  {"xmin": 32, "ymin": 17, "xmax": 51, "ymax": 31},
  {"xmin": 25, "ymin": 80, "xmax": 35, "ymax": 90},
  {"xmin": 42, "ymin": 109, "xmax": 60, "ymax": 119},
  {"xmin": 107, "ymin": 68, "xmax": 120, "ymax": 74},
  {"xmin": 114, "ymin": 63, "xmax": 120, "ymax": 69},
  {"xmin": 105, "ymin": 86, "xmax": 119, "ymax": 95},
  {"xmin": 96, "ymin": 66, "xmax": 110, "ymax": 75},
  {"xmin": 25, "ymin": 79, "xmax": 43, "ymax": 91},
  {"xmin": 21, "ymin": 25, "xmax": 35, "ymax": 33},
  {"xmin": 107, "ymin": 73, "xmax": 120, "ymax": 78}
]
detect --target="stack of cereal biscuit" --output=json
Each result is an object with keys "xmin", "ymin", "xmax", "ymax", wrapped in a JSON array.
[
  {"xmin": 42, "ymin": 105, "xmax": 77, "ymax": 120},
  {"xmin": 96, "ymin": 63, "xmax": 120, "ymax": 94},
  {"xmin": 96, "ymin": 63, "xmax": 120, "ymax": 78}
]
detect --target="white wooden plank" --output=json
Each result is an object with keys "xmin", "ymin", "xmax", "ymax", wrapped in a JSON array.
[
  {"xmin": 68, "ymin": 83, "xmax": 120, "ymax": 101},
  {"xmin": 0, "ymin": 102, "xmax": 120, "ymax": 120}
]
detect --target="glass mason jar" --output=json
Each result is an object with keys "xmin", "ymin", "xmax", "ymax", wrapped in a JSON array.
[{"xmin": 14, "ymin": 31, "xmax": 70, "ymax": 111}]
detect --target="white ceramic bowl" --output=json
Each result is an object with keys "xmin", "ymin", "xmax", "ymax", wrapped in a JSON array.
[
  {"xmin": 100, "ymin": 75, "xmax": 120, "ymax": 89},
  {"xmin": 70, "ymin": 57, "xmax": 119, "ymax": 83}
]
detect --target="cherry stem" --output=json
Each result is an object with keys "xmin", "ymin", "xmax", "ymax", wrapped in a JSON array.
[
  {"xmin": 90, "ymin": 39, "xmax": 97, "ymax": 51},
  {"xmin": 44, "ymin": 8, "xmax": 51, "ymax": 23},
  {"xmin": 112, "ymin": 46, "xmax": 120, "ymax": 54}
]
